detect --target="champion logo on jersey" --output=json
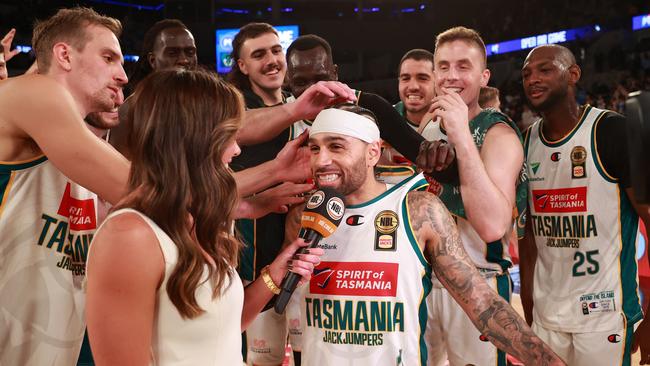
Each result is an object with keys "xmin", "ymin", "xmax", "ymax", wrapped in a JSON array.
[
  {"xmin": 57, "ymin": 182, "xmax": 97, "ymax": 231},
  {"xmin": 479, "ymin": 334, "xmax": 490, "ymax": 342},
  {"xmin": 608, "ymin": 334, "xmax": 621, "ymax": 343},
  {"xmin": 346, "ymin": 215, "xmax": 364, "ymax": 226},
  {"xmin": 532, "ymin": 187, "xmax": 587, "ymax": 213},
  {"xmin": 310, "ymin": 261, "xmax": 398, "ymax": 297},
  {"xmin": 550, "ymin": 152, "xmax": 561, "ymax": 162}
]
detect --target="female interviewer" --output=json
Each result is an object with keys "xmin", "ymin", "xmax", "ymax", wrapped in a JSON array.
[{"xmin": 86, "ymin": 69, "xmax": 321, "ymax": 365}]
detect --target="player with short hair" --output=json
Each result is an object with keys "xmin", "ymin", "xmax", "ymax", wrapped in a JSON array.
[
  {"xmin": 0, "ymin": 7, "xmax": 129, "ymax": 365},
  {"xmin": 285, "ymin": 104, "xmax": 564, "ymax": 366},
  {"xmin": 519, "ymin": 44, "xmax": 650, "ymax": 366}
]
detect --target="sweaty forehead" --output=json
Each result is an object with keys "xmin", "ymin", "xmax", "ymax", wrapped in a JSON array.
[
  {"xmin": 525, "ymin": 45, "xmax": 574, "ymax": 68},
  {"xmin": 156, "ymin": 28, "xmax": 195, "ymax": 49},
  {"xmin": 289, "ymin": 47, "xmax": 330, "ymax": 68}
]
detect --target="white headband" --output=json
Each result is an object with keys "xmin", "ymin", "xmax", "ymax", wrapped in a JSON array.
[{"xmin": 309, "ymin": 108, "xmax": 381, "ymax": 143}]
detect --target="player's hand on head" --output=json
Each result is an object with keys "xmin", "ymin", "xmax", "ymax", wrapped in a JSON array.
[
  {"xmin": 274, "ymin": 131, "xmax": 312, "ymax": 183},
  {"xmin": 293, "ymin": 81, "xmax": 357, "ymax": 120},
  {"xmin": 269, "ymin": 237, "xmax": 324, "ymax": 286},
  {"xmin": 1, "ymin": 28, "xmax": 20, "ymax": 62},
  {"xmin": 632, "ymin": 317, "xmax": 650, "ymax": 364}
]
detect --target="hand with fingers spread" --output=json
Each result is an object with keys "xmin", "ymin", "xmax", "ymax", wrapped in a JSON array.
[
  {"xmin": 287, "ymin": 80, "xmax": 357, "ymax": 121},
  {"xmin": 268, "ymin": 238, "xmax": 324, "ymax": 287},
  {"xmin": 273, "ymin": 131, "xmax": 311, "ymax": 183},
  {"xmin": 238, "ymin": 181, "xmax": 313, "ymax": 219},
  {"xmin": 1, "ymin": 29, "xmax": 20, "ymax": 63},
  {"xmin": 633, "ymin": 318, "xmax": 650, "ymax": 364},
  {"xmin": 429, "ymin": 91, "xmax": 472, "ymax": 148}
]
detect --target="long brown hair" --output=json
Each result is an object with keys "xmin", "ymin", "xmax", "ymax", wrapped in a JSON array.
[{"xmin": 119, "ymin": 69, "xmax": 243, "ymax": 319}]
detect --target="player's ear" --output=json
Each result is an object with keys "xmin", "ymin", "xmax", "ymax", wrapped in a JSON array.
[
  {"xmin": 367, "ymin": 140, "xmax": 382, "ymax": 167},
  {"xmin": 238, "ymin": 58, "xmax": 249, "ymax": 75},
  {"xmin": 52, "ymin": 42, "xmax": 73, "ymax": 71}
]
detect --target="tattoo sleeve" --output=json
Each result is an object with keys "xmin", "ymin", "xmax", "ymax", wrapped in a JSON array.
[{"xmin": 407, "ymin": 191, "xmax": 564, "ymax": 366}]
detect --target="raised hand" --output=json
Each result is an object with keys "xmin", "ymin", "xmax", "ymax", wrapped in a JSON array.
[{"xmin": 287, "ymin": 81, "xmax": 357, "ymax": 121}]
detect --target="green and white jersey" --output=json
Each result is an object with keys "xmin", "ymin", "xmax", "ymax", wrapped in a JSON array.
[
  {"xmin": 525, "ymin": 105, "xmax": 641, "ymax": 332},
  {"xmin": 421, "ymin": 109, "xmax": 526, "ymax": 273},
  {"xmin": 302, "ymin": 174, "xmax": 432, "ymax": 366},
  {"xmin": 0, "ymin": 156, "xmax": 98, "ymax": 365}
]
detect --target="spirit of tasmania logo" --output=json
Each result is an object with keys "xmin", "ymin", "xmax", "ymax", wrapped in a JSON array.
[
  {"xmin": 310, "ymin": 261, "xmax": 398, "ymax": 297},
  {"xmin": 57, "ymin": 182, "xmax": 97, "ymax": 231},
  {"xmin": 532, "ymin": 187, "xmax": 587, "ymax": 213}
]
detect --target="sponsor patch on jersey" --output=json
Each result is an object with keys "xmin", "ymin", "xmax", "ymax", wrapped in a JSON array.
[
  {"xmin": 550, "ymin": 152, "xmax": 561, "ymax": 162},
  {"xmin": 374, "ymin": 210, "xmax": 399, "ymax": 251},
  {"xmin": 306, "ymin": 191, "xmax": 325, "ymax": 209},
  {"xmin": 571, "ymin": 146, "xmax": 587, "ymax": 179},
  {"xmin": 346, "ymin": 214, "xmax": 364, "ymax": 226},
  {"xmin": 608, "ymin": 334, "xmax": 621, "ymax": 343},
  {"xmin": 57, "ymin": 182, "xmax": 96, "ymax": 231},
  {"xmin": 532, "ymin": 187, "xmax": 587, "ymax": 213},
  {"xmin": 579, "ymin": 290, "xmax": 615, "ymax": 315},
  {"xmin": 530, "ymin": 162, "xmax": 541, "ymax": 174},
  {"xmin": 310, "ymin": 261, "xmax": 398, "ymax": 297}
]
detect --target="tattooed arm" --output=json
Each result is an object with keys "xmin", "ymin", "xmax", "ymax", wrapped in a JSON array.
[{"xmin": 407, "ymin": 191, "xmax": 564, "ymax": 366}]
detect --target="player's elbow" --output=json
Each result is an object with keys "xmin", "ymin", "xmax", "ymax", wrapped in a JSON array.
[{"xmin": 474, "ymin": 219, "xmax": 509, "ymax": 243}]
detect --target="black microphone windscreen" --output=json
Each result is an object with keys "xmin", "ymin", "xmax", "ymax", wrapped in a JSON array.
[{"xmin": 301, "ymin": 187, "xmax": 346, "ymax": 238}]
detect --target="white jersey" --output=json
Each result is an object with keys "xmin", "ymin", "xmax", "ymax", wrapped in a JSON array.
[
  {"xmin": 525, "ymin": 105, "xmax": 642, "ymax": 332},
  {"xmin": 302, "ymin": 174, "xmax": 432, "ymax": 366},
  {"xmin": 0, "ymin": 156, "xmax": 98, "ymax": 365},
  {"xmin": 89, "ymin": 209, "xmax": 245, "ymax": 365}
]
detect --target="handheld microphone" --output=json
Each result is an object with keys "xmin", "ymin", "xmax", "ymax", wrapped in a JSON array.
[{"xmin": 274, "ymin": 187, "xmax": 345, "ymax": 314}]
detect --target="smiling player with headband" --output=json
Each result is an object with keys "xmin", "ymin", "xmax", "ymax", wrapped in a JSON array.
[{"xmin": 282, "ymin": 103, "xmax": 564, "ymax": 366}]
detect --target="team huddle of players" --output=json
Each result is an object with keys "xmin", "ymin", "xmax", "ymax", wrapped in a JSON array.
[{"xmin": 0, "ymin": 6, "xmax": 649, "ymax": 366}]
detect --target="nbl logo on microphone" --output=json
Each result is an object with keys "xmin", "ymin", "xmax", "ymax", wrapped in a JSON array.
[
  {"xmin": 306, "ymin": 191, "xmax": 325, "ymax": 209},
  {"xmin": 326, "ymin": 197, "xmax": 344, "ymax": 221}
]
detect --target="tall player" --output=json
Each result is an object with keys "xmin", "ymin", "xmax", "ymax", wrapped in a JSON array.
[
  {"xmin": 0, "ymin": 7, "xmax": 129, "ymax": 365},
  {"xmin": 284, "ymin": 104, "xmax": 564, "ymax": 366},
  {"xmin": 519, "ymin": 44, "xmax": 650, "ymax": 365},
  {"xmin": 417, "ymin": 26, "xmax": 528, "ymax": 366}
]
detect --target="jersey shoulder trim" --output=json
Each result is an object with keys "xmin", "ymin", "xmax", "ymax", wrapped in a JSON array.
[
  {"xmin": 538, "ymin": 105, "xmax": 592, "ymax": 147},
  {"xmin": 0, "ymin": 154, "xmax": 47, "ymax": 172},
  {"xmin": 347, "ymin": 174, "xmax": 428, "ymax": 209}
]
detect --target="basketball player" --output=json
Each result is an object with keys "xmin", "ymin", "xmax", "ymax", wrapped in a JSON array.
[
  {"xmin": 284, "ymin": 36, "xmax": 454, "ymax": 177},
  {"xmin": 519, "ymin": 44, "xmax": 650, "ymax": 365},
  {"xmin": 415, "ymin": 26, "xmax": 528, "ymax": 366},
  {"xmin": 478, "ymin": 86, "xmax": 501, "ymax": 110},
  {"xmin": 378, "ymin": 49, "xmax": 438, "ymax": 184},
  {"xmin": 0, "ymin": 7, "xmax": 129, "ymax": 365},
  {"xmin": 284, "ymin": 104, "xmax": 564, "ymax": 366}
]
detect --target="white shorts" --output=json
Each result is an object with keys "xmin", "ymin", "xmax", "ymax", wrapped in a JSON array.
[
  {"xmin": 245, "ymin": 283, "xmax": 306, "ymax": 365},
  {"xmin": 426, "ymin": 273, "xmax": 511, "ymax": 366},
  {"xmin": 532, "ymin": 315, "xmax": 635, "ymax": 366}
]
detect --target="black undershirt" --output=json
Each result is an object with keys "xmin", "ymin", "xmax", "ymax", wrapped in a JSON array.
[{"xmin": 594, "ymin": 111, "xmax": 631, "ymax": 188}]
